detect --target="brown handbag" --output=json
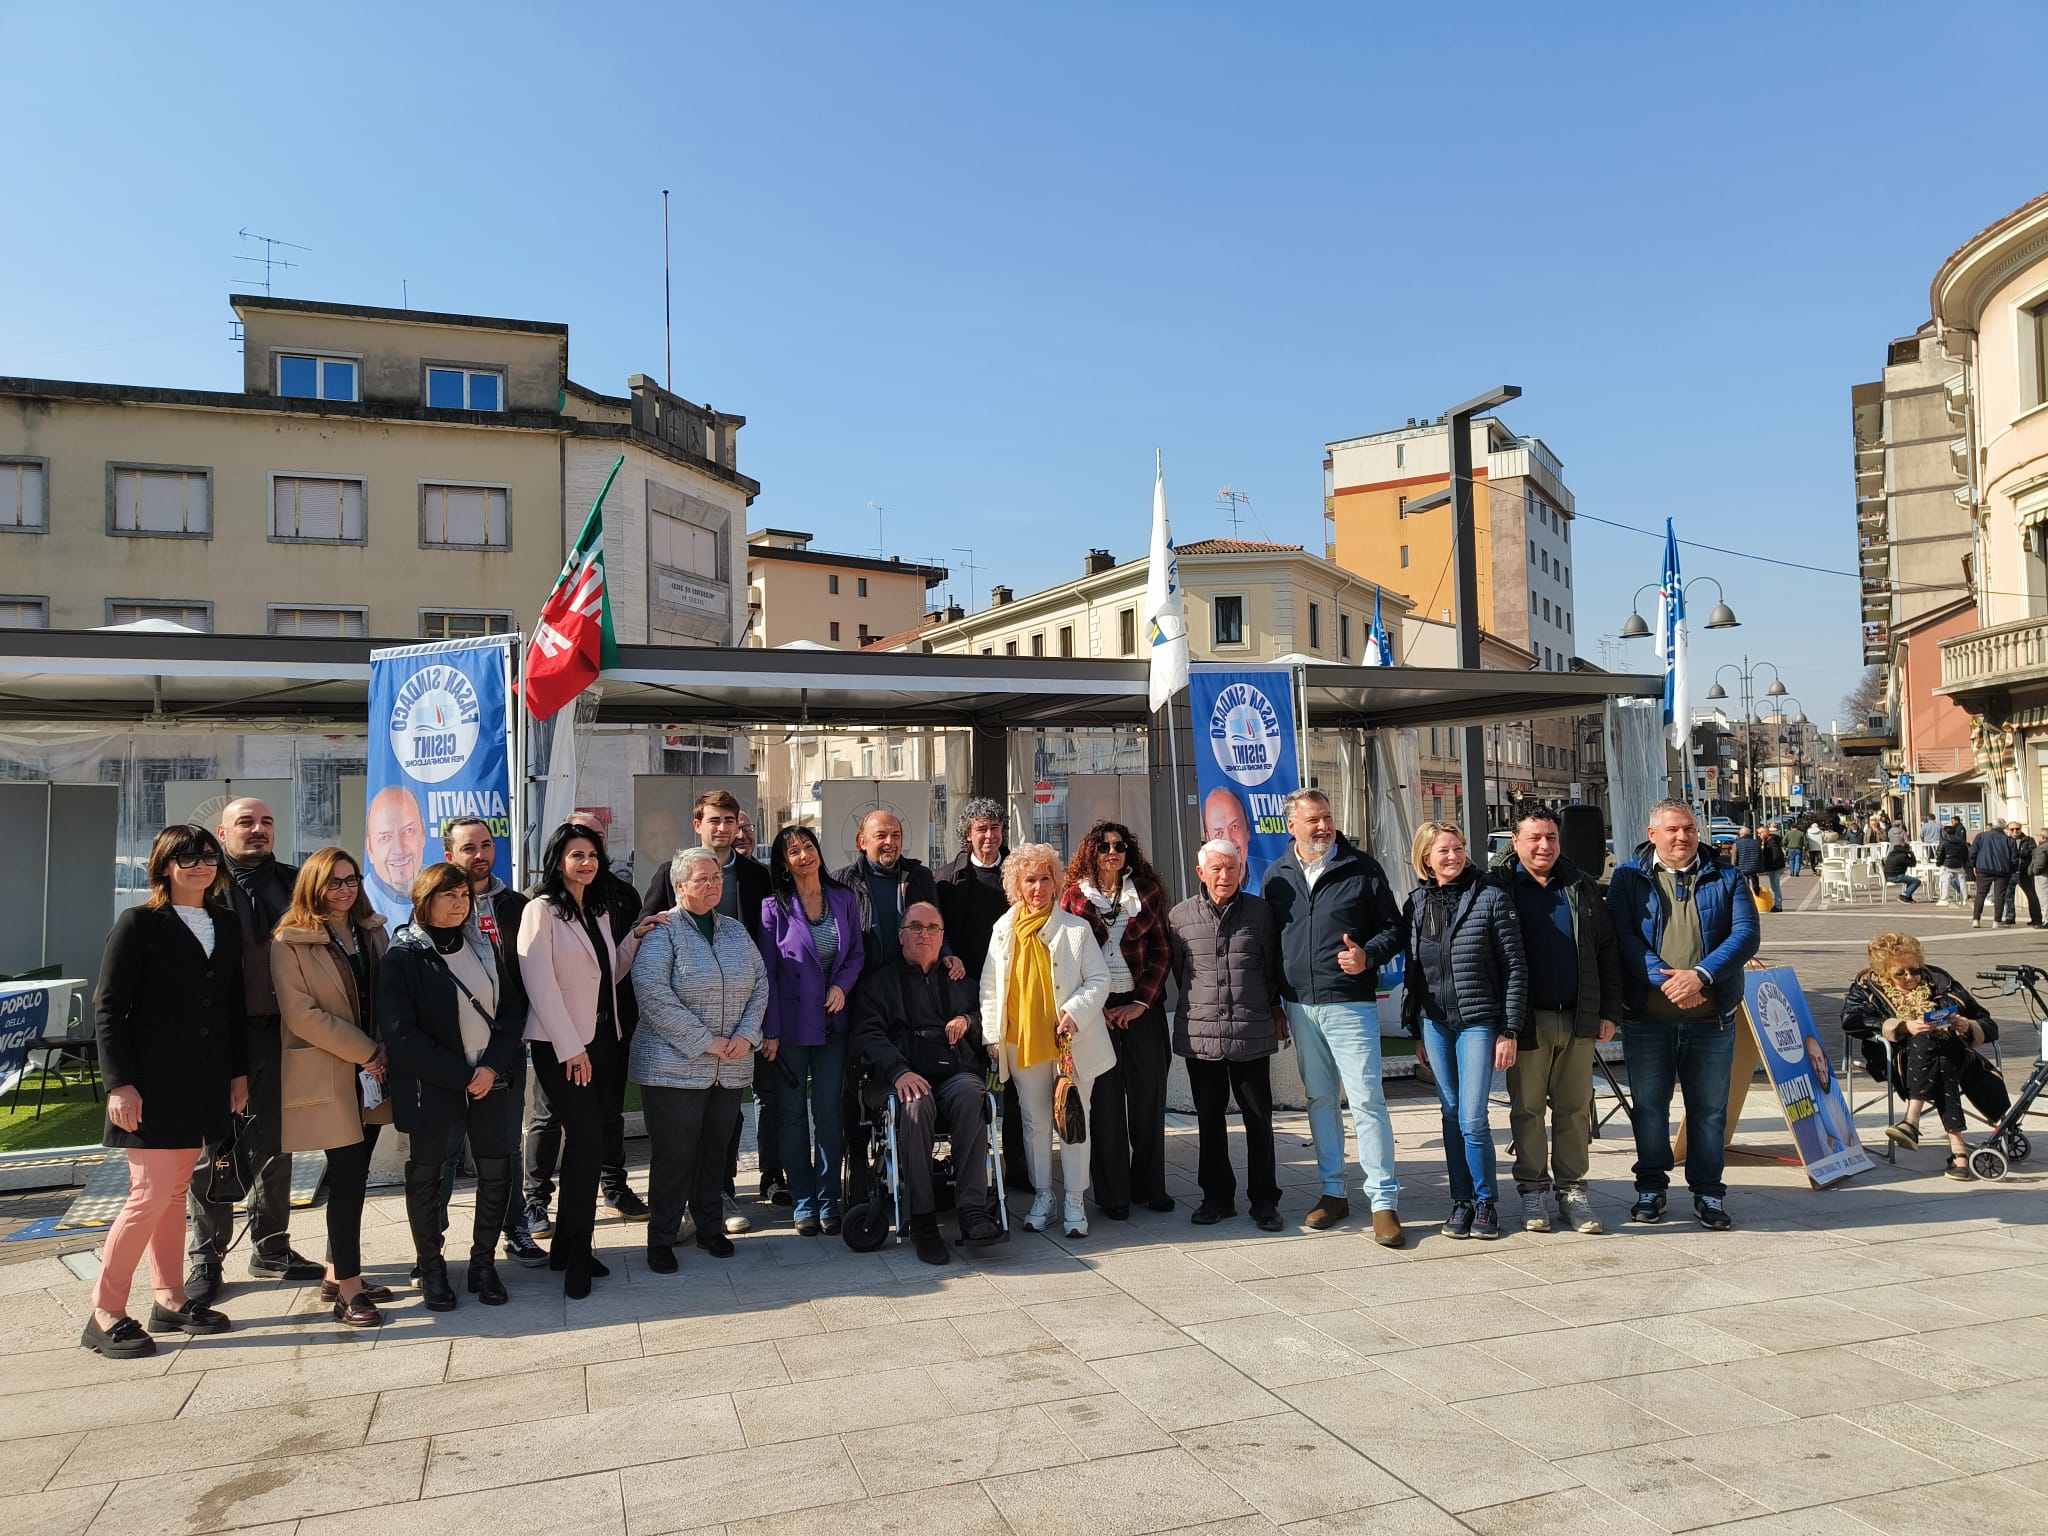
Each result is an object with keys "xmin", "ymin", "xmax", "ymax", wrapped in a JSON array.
[{"xmin": 1052, "ymin": 1033, "xmax": 1087, "ymax": 1145}]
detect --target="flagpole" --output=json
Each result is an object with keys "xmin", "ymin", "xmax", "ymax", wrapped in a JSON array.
[
  {"xmin": 1165, "ymin": 699, "xmax": 1188, "ymax": 884},
  {"xmin": 508, "ymin": 636, "xmax": 529, "ymax": 891}
]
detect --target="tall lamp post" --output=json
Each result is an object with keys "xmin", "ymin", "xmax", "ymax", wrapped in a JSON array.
[
  {"xmin": 1398, "ymin": 384, "xmax": 1522, "ymax": 833},
  {"xmin": 1618, "ymin": 577, "xmax": 1740, "ymax": 805},
  {"xmin": 1704, "ymin": 659, "xmax": 1789, "ymax": 822}
]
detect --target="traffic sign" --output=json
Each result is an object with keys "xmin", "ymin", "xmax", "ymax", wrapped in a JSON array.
[{"xmin": 1033, "ymin": 780, "xmax": 1054, "ymax": 805}]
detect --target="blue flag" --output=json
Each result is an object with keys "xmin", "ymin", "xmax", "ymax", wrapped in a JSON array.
[
  {"xmin": 1366, "ymin": 586, "xmax": 1393, "ymax": 667},
  {"xmin": 1656, "ymin": 519, "xmax": 1690, "ymax": 749}
]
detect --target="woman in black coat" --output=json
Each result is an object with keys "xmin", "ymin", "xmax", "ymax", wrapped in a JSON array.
[
  {"xmin": 1401, "ymin": 820, "xmax": 1527, "ymax": 1242},
  {"xmin": 378, "ymin": 863, "xmax": 528, "ymax": 1311},
  {"xmin": 86, "ymin": 824, "xmax": 250, "ymax": 1358}
]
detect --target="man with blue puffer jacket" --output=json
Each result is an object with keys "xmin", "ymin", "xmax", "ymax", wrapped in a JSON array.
[{"xmin": 1606, "ymin": 799, "xmax": 1759, "ymax": 1232}]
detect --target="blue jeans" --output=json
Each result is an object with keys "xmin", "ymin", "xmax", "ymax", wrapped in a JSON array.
[
  {"xmin": 1891, "ymin": 874, "xmax": 1921, "ymax": 901},
  {"xmin": 1621, "ymin": 1013, "xmax": 1737, "ymax": 1198},
  {"xmin": 1286, "ymin": 1001, "xmax": 1400, "ymax": 1210},
  {"xmin": 1787, "ymin": 849, "xmax": 1803, "ymax": 876},
  {"xmin": 776, "ymin": 1033, "xmax": 847, "ymax": 1220},
  {"xmin": 1419, "ymin": 1018, "xmax": 1499, "ymax": 1205}
]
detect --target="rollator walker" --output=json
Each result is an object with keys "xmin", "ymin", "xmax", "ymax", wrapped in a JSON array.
[
  {"xmin": 1965, "ymin": 963, "xmax": 2047, "ymax": 1181},
  {"xmin": 842, "ymin": 1064, "xmax": 1010, "ymax": 1251}
]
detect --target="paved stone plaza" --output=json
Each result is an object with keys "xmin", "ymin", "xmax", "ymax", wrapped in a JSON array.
[{"xmin": 2, "ymin": 887, "xmax": 2044, "ymax": 1536}]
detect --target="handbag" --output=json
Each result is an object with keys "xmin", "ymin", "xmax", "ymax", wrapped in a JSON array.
[
  {"xmin": 421, "ymin": 948, "xmax": 506, "ymax": 1092},
  {"xmin": 1052, "ymin": 1030, "xmax": 1087, "ymax": 1145}
]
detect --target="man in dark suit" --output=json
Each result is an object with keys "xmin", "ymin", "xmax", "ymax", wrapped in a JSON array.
[
  {"xmin": 186, "ymin": 798, "xmax": 321, "ymax": 1308},
  {"xmin": 640, "ymin": 791, "xmax": 777, "ymax": 1216}
]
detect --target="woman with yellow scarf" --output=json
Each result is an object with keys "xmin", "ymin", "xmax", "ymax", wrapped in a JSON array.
[{"xmin": 981, "ymin": 843, "xmax": 1112, "ymax": 1237}]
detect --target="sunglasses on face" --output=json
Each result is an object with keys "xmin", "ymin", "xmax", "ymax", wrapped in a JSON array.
[
  {"xmin": 172, "ymin": 851, "xmax": 221, "ymax": 869},
  {"xmin": 1892, "ymin": 965, "xmax": 1925, "ymax": 978},
  {"xmin": 1099, "ymin": 840, "xmax": 1127, "ymax": 853}
]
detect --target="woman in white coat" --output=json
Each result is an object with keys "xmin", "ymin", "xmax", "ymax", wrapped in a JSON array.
[{"xmin": 981, "ymin": 842, "xmax": 1111, "ymax": 1237}]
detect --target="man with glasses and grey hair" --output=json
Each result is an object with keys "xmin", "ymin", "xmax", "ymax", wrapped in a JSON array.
[{"xmin": 1261, "ymin": 787, "xmax": 1409, "ymax": 1247}]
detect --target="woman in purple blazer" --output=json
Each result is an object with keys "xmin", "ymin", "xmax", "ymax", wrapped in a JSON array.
[{"xmin": 758, "ymin": 827, "xmax": 865, "ymax": 1235}]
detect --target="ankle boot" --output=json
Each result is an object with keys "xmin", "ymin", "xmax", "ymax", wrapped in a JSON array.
[
  {"xmin": 466, "ymin": 1257, "xmax": 508, "ymax": 1306},
  {"xmin": 418, "ymin": 1256, "xmax": 457, "ymax": 1312}
]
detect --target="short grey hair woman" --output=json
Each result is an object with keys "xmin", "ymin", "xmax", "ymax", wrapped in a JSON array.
[{"xmin": 630, "ymin": 846, "xmax": 768, "ymax": 1272}]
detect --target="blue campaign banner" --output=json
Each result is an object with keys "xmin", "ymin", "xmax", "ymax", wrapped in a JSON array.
[
  {"xmin": 1188, "ymin": 665, "xmax": 1301, "ymax": 896},
  {"xmin": 1743, "ymin": 967, "xmax": 1873, "ymax": 1187},
  {"xmin": 0, "ymin": 985, "xmax": 51, "ymax": 1098},
  {"xmin": 367, "ymin": 636, "xmax": 516, "ymax": 928}
]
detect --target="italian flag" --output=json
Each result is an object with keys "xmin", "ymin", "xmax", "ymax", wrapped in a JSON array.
[{"xmin": 524, "ymin": 456, "xmax": 622, "ymax": 721}]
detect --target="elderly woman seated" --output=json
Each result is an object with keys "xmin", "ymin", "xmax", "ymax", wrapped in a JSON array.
[{"xmin": 1840, "ymin": 931, "xmax": 2006, "ymax": 1180}]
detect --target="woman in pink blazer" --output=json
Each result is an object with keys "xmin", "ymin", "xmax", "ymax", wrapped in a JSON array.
[{"xmin": 518, "ymin": 823, "xmax": 653, "ymax": 1298}]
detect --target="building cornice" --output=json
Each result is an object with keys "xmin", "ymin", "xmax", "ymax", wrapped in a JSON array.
[{"xmin": 1931, "ymin": 191, "xmax": 2048, "ymax": 333}]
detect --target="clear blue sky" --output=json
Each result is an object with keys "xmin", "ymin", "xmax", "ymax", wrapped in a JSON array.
[{"xmin": 5, "ymin": 2, "xmax": 2041, "ymax": 724}]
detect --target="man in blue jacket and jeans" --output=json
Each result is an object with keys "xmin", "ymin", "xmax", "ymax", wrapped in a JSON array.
[{"xmin": 1606, "ymin": 798, "xmax": 1759, "ymax": 1231}]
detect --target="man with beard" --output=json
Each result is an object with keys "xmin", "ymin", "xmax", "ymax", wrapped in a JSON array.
[
  {"xmin": 186, "ymin": 798, "xmax": 323, "ymax": 1307},
  {"xmin": 439, "ymin": 817, "xmax": 546, "ymax": 1267},
  {"xmin": 363, "ymin": 785, "xmax": 427, "ymax": 926}
]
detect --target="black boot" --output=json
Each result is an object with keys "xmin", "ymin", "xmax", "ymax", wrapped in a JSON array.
[
  {"xmin": 910, "ymin": 1211, "xmax": 951, "ymax": 1266},
  {"xmin": 418, "ymin": 1256, "xmax": 457, "ymax": 1312},
  {"xmin": 403, "ymin": 1158, "xmax": 448, "ymax": 1266},
  {"xmin": 466, "ymin": 1257, "xmax": 508, "ymax": 1306},
  {"xmin": 471, "ymin": 1157, "xmax": 514, "ymax": 1261}
]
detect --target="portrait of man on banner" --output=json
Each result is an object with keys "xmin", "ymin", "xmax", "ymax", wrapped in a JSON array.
[{"xmin": 1187, "ymin": 666, "xmax": 1300, "ymax": 894}]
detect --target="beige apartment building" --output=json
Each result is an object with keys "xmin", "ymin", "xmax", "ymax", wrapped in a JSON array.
[
  {"xmin": 898, "ymin": 539, "xmax": 1413, "ymax": 664},
  {"xmin": 745, "ymin": 529, "xmax": 947, "ymax": 649},
  {"xmin": 1325, "ymin": 417, "xmax": 1579, "ymax": 671},
  {"xmin": 0, "ymin": 295, "xmax": 757, "ymax": 644},
  {"xmin": 1930, "ymin": 190, "xmax": 2048, "ymax": 822}
]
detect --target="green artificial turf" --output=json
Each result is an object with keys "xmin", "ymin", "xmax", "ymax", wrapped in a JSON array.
[{"xmin": 0, "ymin": 1073, "xmax": 107, "ymax": 1153}]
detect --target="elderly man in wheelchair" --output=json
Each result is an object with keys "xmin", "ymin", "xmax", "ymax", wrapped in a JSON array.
[{"xmin": 846, "ymin": 901, "xmax": 1006, "ymax": 1263}]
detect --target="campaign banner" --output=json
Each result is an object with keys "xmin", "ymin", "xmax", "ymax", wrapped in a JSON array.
[
  {"xmin": 367, "ymin": 635, "xmax": 517, "ymax": 927},
  {"xmin": 1743, "ymin": 966, "xmax": 1873, "ymax": 1186},
  {"xmin": 0, "ymin": 984, "xmax": 51, "ymax": 1098},
  {"xmin": 1188, "ymin": 665, "xmax": 1301, "ymax": 895}
]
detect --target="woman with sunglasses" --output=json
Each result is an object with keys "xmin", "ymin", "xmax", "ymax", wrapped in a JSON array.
[
  {"xmin": 1058, "ymin": 822, "xmax": 1174, "ymax": 1218},
  {"xmin": 85, "ymin": 825, "xmax": 250, "ymax": 1357},
  {"xmin": 1841, "ymin": 932, "xmax": 2003, "ymax": 1180},
  {"xmin": 273, "ymin": 848, "xmax": 391, "ymax": 1326}
]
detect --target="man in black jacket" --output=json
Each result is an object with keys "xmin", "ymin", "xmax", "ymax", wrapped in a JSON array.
[
  {"xmin": 638, "ymin": 791, "xmax": 779, "ymax": 1215},
  {"xmin": 1492, "ymin": 809, "xmax": 1622, "ymax": 1237},
  {"xmin": 932, "ymin": 798, "xmax": 1010, "ymax": 981},
  {"xmin": 1968, "ymin": 819, "xmax": 2019, "ymax": 929},
  {"xmin": 833, "ymin": 810, "xmax": 955, "ymax": 980},
  {"xmin": 443, "ymin": 816, "xmax": 546, "ymax": 1268},
  {"xmin": 849, "ymin": 902, "xmax": 998, "ymax": 1263},
  {"xmin": 1999, "ymin": 821, "xmax": 2040, "ymax": 928},
  {"xmin": 1261, "ymin": 789, "xmax": 1408, "ymax": 1247},
  {"xmin": 187, "ymin": 798, "xmax": 323, "ymax": 1308},
  {"xmin": 1936, "ymin": 817, "xmax": 1970, "ymax": 906}
]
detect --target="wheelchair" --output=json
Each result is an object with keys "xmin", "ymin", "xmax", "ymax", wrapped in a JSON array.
[{"xmin": 842, "ymin": 1065, "xmax": 1009, "ymax": 1251}]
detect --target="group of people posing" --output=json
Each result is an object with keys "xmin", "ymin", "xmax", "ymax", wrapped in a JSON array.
[{"xmin": 84, "ymin": 789, "xmax": 1777, "ymax": 1359}]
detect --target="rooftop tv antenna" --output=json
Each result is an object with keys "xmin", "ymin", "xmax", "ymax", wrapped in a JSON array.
[
  {"xmin": 1217, "ymin": 485, "xmax": 1252, "ymax": 537},
  {"xmin": 951, "ymin": 546, "xmax": 981, "ymax": 611},
  {"xmin": 867, "ymin": 500, "xmax": 887, "ymax": 557},
  {"xmin": 235, "ymin": 228, "xmax": 310, "ymax": 297}
]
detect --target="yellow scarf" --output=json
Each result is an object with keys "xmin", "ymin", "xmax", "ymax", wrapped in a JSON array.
[{"xmin": 1005, "ymin": 902, "xmax": 1058, "ymax": 1069}]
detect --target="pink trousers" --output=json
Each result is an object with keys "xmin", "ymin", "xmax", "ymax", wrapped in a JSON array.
[{"xmin": 91, "ymin": 1148, "xmax": 199, "ymax": 1315}]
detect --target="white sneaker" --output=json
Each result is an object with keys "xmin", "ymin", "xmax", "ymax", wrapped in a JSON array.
[
  {"xmin": 723, "ymin": 1194, "xmax": 750, "ymax": 1235},
  {"xmin": 1063, "ymin": 1192, "xmax": 1089, "ymax": 1238},
  {"xmin": 1023, "ymin": 1192, "xmax": 1055, "ymax": 1232}
]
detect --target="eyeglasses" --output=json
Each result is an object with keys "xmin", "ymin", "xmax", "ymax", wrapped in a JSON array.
[
  {"xmin": 901, "ymin": 922, "xmax": 944, "ymax": 936},
  {"xmin": 1098, "ymin": 840, "xmax": 1127, "ymax": 853},
  {"xmin": 325, "ymin": 875, "xmax": 363, "ymax": 891},
  {"xmin": 1892, "ymin": 965, "xmax": 1926, "ymax": 978},
  {"xmin": 171, "ymin": 851, "xmax": 221, "ymax": 869}
]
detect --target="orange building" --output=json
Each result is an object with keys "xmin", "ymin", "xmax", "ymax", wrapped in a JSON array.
[{"xmin": 1323, "ymin": 416, "xmax": 1579, "ymax": 673}]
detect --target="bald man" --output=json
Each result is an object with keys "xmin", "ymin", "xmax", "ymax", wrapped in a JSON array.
[
  {"xmin": 363, "ymin": 785, "xmax": 426, "ymax": 926},
  {"xmin": 1202, "ymin": 788, "xmax": 1253, "ymax": 884},
  {"xmin": 186, "ymin": 797, "xmax": 322, "ymax": 1307}
]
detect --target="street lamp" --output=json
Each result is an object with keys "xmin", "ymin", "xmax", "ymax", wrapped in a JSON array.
[
  {"xmin": 1709, "ymin": 658, "xmax": 1794, "ymax": 820},
  {"xmin": 1618, "ymin": 578, "xmax": 1741, "ymax": 638}
]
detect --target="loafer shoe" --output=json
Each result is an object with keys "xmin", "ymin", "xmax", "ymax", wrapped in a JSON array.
[
  {"xmin": 1251, "ymin": 1206, "xmax": 1283, "ymax": 1233},
  {"xmin": 331, "ymin": 1294, "xmax": 382, "ymax": 1328},
  {"xmin": 319, "ymin": 1279, "xmax": 395, "ymax": 1303},
  {"xmin": 1189, "ymin": 1201, "xmax": 1236, "ymax": 1226},
  {"xmin": 146, "ymin": 1301, "xmax": 232, "ymax": 1335},
  {"xmin": 82, "ymin": 1315, "xmax": 156, "ymax": 1358}
]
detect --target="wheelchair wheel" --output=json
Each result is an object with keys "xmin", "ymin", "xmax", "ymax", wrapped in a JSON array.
[
  {"xmin": 842, "ymin": 1198, "xmax": 894, "ymax": 1252},
  {"xmin": 2005, "ymin": 1131, "xmax": 2031, "ymax": 1163},
  {"xmin": 1968, "ymin": 1146, "xmax": 2009, "ymax": 1183}
]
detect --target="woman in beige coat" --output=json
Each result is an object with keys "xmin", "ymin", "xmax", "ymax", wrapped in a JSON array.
[
  {"xmin": 980, "ymin": 843, "xmax": 1112, "ymax": 1239},
  {"xmin": 273, "ymin": 847, "xmax": 391, "ymax": 1327}
]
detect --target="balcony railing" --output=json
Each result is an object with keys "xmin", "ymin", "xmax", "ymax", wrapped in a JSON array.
[{"xmin": 1940, "ymin": 614, "xmax": 2048, "ymax": 694}]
